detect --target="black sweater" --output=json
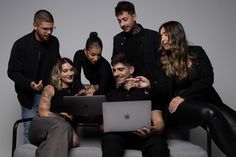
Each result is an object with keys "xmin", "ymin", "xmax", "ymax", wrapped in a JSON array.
[
  {"xmin": 73, "ymin": 50, "xmax": 115, "ymax": 95},
  {"xmin": 113, "ymin": 24, "xmax": 159, "ymax": 77},
  {"xmin": 7, "ymin": 30, "xmax": 60, "ymax": 108},
  {"xmin": 151, "ymin": 46, "xmax": 223, "ymax": 107}
]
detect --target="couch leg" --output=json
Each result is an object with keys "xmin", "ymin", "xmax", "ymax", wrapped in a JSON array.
[
  {"xmin": 12, "ymin": 118, "xmax": 33, "ymax": 157},
  {"xmin": 205, "ymin": 126, "xmax": 211, "ymax": 157}
]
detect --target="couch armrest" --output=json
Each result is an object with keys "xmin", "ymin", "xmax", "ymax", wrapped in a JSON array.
[
  {"xmin": 165, "ymin": 125, "xmax": 211, "ymax": 157},
  {"xmin": 12, "ymin": 118, "xmax": 33, "ymax": 157}
]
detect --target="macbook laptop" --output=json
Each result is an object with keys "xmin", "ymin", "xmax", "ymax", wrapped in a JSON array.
[
  {"xmin": 102, "ymin": 100, "xmax": 151, "ymax": 132},
  {"xmin": 63, "ymin": 95, "xmax": 106, "ymax": 123}
]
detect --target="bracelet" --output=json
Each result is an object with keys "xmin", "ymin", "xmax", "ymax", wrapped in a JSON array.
[{"xmin": 144, "ymin": 88, "xmax": 150, "ymax": 94}]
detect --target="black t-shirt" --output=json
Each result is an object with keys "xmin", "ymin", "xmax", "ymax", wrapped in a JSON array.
[
  {"xmin": 124, "ymin": 32, "xmax": 144, "ymax": 76},
  {"xmin": 50, "ymin": 87, "xmax": 77, "ymax": 113},
  {"xmin": 106, "ymin": 86, "xmax": 161, "ymax": 111}
]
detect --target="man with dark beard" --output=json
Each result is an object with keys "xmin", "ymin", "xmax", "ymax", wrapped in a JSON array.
[
  {"xmin": 112, "ymin": 1, "xmax": 159, "ymax": 78},
  {"xmin": 8, "ymin": 9, "xmax": 60, "ymax": 143}
]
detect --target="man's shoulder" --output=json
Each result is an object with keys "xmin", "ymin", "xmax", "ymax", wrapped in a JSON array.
[
  {"xmin": 113, "ymin": 29, "xmax": 158, "ymax": 39},
  {"xmin": 49, "ymin": 35, "xmax": 59, "ymax": 42},
  {"xmin": 142, "ymin": 28, "xmax": 159, "ymax": 36},
  {"xmin": 113, "ymin": 31, "xmax": 124, "ymax": 39},
  {"xmin": 14, "ymin": 32, "xmax": 34, "ymax": 45}
]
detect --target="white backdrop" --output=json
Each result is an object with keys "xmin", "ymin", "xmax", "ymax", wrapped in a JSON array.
[{"xmin": 1, "ymin": 0, "xmax": 236, "ymax": 157}]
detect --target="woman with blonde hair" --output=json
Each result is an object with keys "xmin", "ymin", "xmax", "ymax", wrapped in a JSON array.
[{"xmin": 28, "ymin": 57, "xmax": 79, "ymax": 157}]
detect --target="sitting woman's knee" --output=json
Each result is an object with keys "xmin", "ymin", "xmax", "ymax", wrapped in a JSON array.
[{"xmin": 201, "ymin": 106, "xmax": 218, "ymax": 122}]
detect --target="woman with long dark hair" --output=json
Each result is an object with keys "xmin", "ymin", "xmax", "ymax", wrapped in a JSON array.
[{"xmin": 135, "ymin": 21, "xmax": 236, "ymax": 157}]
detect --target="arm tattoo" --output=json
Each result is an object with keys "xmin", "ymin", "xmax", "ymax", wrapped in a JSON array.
[{"xmin": 39, "ymin": 87, "xmax": 54, "ymax": 114}]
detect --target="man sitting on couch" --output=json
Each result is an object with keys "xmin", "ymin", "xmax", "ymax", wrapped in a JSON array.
[{"xmin": 101, "ymin": 53, "xmax": 170, "ymax": 157}]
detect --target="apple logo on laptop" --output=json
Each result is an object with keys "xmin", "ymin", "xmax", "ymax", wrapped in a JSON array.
[{"xmin": 124, "ymin": 114, "xmax": 130, "ymax": 119}]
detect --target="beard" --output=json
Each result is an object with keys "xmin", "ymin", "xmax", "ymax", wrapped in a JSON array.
[{"xmin": 36, "ymin": 31, "xmax": 51, "ymax": 42}]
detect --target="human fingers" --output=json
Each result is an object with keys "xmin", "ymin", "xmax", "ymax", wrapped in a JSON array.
[
  {"xmin": 38, "ymin": 80, "xmax": 42, "ymax": 85},
  {"xmin": 76, "ymin": 89, "xmax": 86, "ymax": 96},
  {"xmin": 30, "ymin": 81, "xmax": 36, "ymax": 89},
  {"xmin": 141, "ymin": 127, "xmax": 151, "ymax": 134},
  {"xmin": 168, "ymin": 100, "xmax": 176, "ymax": 113},
  {"xmin": 168, "ymin": 101, "xmax": 179, "ymax": 113},
  {"xmin": 73, "ymin": 136, "xmax": 80, "ymax": 147},
  {"xmin": 136, "ymin": 128, "xmax": 148, "ymax": 137},
  {"xmin": 126, "ymin": 77, "xmax": 139, "ymax": 81},
  {"xmin": 35, "ymin": 84, "xmax": 43, "ymax": 91}
]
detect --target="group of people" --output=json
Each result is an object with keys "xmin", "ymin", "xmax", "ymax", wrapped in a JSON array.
[{"xmin": 7, "ymin": 1, "xmax": 236, "ymax": 157}]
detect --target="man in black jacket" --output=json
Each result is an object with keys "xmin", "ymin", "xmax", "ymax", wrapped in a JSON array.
[
  {"xmin": 7, "ymin": 9, "xmax": 60, "ymax": 143},
  {"xmin": 113, "ymin": 1, "xmax": 159, "ymax": 78}
]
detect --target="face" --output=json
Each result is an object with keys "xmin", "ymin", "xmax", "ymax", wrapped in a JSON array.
[
  {"xmin": 116, "ymin": 11, "xmax": 136, "ymax": 32},
  {"xmin": 60, "ymin": 63, "xmax": 74, "ymax": 88},
  {"xmin": 112, "ymin": 63, "xmax": 134, "ymax": 86},
  {"xmin": 33, "ymin": 21, "xmax": 55, "ymax": 42},
  {"xmin": 85, "ymin": 47, "xmax": 102, "ymax": 64},
  {"xmin": 160, "ymin": 27, "xmax": 171, "ymax": 50}
]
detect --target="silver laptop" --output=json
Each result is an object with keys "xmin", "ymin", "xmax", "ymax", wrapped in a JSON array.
[
  {"xmin": 63, "ymin": 95, "xmax": 106, "ymax": 118},
  {"xmin": 102, "ymin": 100, "xmax": 151, "ymax": 132}
]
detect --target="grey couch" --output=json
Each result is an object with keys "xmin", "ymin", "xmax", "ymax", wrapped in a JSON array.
[{"xmin": 12, "ymin": 118, "xmax": 210, "ymax": 157}]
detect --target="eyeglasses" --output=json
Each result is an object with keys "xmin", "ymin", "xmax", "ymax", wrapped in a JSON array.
[{"xmin": 38, "ymin": 25, "xmax": 56, "ymax": 32}]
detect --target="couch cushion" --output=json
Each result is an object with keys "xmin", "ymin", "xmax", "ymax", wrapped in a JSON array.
[
  {"xmin": 14, "ymin": 139, "xmax": 207, "ymax": 157},
  {"xmin": 14, "ymin": 144, "xmax": 36, "ymax": 157},
  {"xmin": 168, "ymin": 139, "xmax": 207, "ymax": 157},
  {"xmin": 69, "ymin": 147, "xmax": 102, "ymax": 157}
]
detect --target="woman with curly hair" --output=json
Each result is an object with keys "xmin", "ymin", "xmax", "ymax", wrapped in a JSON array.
[{"xmin": 28, "ymin": 57, "xmax": 79, "ymax": 157}]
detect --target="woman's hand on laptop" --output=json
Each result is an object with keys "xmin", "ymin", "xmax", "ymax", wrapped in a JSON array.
[{"xmin": 75, "ymin": 89, "xmax": 87, "ymax": 96}]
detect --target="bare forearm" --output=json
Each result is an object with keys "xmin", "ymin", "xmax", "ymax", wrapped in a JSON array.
[
  {"xmin": 153, "ymin": 121, "xmax": 165, "ymax": 134},
  {"xmin": 38, "ymin": 85, "xmax": 54, "ymax": 117},
  {"xmin": 152, "ymin": 110, "xmax": 165, "ymax": 134}
]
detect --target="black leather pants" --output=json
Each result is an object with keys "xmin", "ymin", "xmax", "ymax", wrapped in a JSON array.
[{"xmin": 166, "ymin": 101, "xmax": 236, "ymax": 157}]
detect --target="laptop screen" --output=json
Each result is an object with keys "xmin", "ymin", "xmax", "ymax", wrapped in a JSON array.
[{"xmin": 63, "ymin": 95, "xmax": 106, "ymax": 124}]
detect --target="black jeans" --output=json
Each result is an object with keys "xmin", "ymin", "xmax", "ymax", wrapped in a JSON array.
[
  {"xmin": 101, "ymin": 132, "xmax": 169, "ymax": 157},
  {"xmin": 167, "ymin": 101, "xmax": 236, "ymax": 157}
]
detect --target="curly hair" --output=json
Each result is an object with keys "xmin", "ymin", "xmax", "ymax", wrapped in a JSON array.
[
  {"xmin": 50, "ymin": 57, "xmax": 76, "ymax": 90},
  {"xmin": 159, "ymin": 21, "xmax": 196, "ymax": 79}
]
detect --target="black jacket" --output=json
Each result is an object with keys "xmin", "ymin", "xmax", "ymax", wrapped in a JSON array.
[
  {"xmin": 113, "ymin": 24, "xmax": 159, "ymax": 78},
  {"xmin": 7, "ymin": 31, "xmax": 60, "ymax": 108},
  {"xmin": 152, "ymin": 46, "xmax": 223, "ymax": 106}
]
